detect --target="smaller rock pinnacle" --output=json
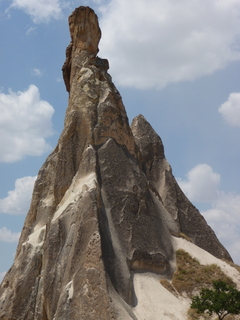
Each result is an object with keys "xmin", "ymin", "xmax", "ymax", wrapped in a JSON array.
[{"xmin": 62, "ymin": 6, "xmax": 102, "ymax": 92}]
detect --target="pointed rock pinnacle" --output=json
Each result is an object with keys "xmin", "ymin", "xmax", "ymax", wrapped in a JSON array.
[{"xmin": 0, "ymin": 6, "xmax": 232, "ymax": 320}]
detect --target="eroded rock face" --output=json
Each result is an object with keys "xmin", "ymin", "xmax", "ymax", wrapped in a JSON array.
[
  {"xmin": 0, "ymin": 6, "xmax": 232, "ymax": 320},
  {"xmin": 131, "ymin": 115, "xmax": 232, "ymax": 261}
]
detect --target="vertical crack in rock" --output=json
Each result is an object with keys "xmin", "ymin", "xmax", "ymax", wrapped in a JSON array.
[{"xmin": 0, "ymin": 6, "xmax": 232, "ymax": 320}]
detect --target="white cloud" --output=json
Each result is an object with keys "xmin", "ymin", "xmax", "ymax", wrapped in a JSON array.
[
  {"xmin": 0, "ymin": 227, "xmax": 20, "ymax": 242},
  {"xmin": 177, "ymin": 164, "xmax": 220, "ymax": 203},
  {"xmin": 10, "ymin": 0, "xmax": 64, "ymax": 23},
  {"xmin": 26, "ymin": 26, "xmax": 37, "ymax": 36},
  {"xmin": 31, "ymin": 68, "xmax": 44, "ymax": 77},
  {"xmin": 0, "ymin": 176, "xmax": 37, "ymax": 215},
  {"xmin": 178, "ymin": 164, "xmax": 240, "ymax": 264},
  {"xmin": 202, "ymin": 193, "xmax": 240, "ymax": 264},
  {"xmin": 204, "ymin": 192, "xmax": 240, "ymax": 225},
  {"xmin": 99, "ymin": 0, "xmax": 240, "ymax": 89},
  {"xmin": 0, "ymin": 85, "xmax": 54, "ymax": 163},
  {"xmin": 218, "ymin": 92, "xmax": 240, "ymax": 127}
]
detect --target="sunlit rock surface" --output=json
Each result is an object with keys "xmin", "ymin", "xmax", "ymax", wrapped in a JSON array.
[{"xmin": 0, "ymin": 6, "xmax": 232, "ymax": 320}]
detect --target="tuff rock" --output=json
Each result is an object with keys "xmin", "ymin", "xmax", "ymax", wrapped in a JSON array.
[{"xmin": 0, "ymin": 6, "xmax": 232, "ymax": 320}]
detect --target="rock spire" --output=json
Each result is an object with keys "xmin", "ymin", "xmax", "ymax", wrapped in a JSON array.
[{"xmin": 0, "ymin": 6, "xmax": 232, "ymax": 320}]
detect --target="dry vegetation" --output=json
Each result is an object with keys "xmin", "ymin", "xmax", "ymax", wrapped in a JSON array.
[
  {"xmin": 187, "ymin": 308, "xmax": 211, "ymax": 319},
  {"xmin": 159, "ymin": 250, "xmax": 237, "ymax": 298},
  {"xmin": 159, "ymin": 249, "xmax": 240, "ymax": 319},
  {"xmin": 222, "ymin": 259, "xmax": 240, "ymax": 273},
  {"xmin": 159, "ymin": 279, "xmax": 178, "ymax": 297},
  {"xmin": 171, "ymin": 249, "xmax": 234, "ymax": 296}
]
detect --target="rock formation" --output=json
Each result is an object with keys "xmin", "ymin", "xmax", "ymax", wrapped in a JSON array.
[{"xmin": 0, "ymin": 6, "xmax": 232, "ymax": 320}]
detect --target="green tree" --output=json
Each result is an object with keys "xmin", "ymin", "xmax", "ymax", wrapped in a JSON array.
[{"xmin": 190, "ymin": 280, "xmax": 240, "ymax": 320}]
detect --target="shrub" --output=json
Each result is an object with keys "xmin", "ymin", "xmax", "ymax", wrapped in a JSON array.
[{"xmin": 190, "ymin": 280, "xmax": 240, "ymax": 320}]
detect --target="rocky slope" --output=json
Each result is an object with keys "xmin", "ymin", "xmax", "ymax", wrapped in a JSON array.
[{"xmin": 0, "ymin": 6, "xmax": 235, "ymax": 320}]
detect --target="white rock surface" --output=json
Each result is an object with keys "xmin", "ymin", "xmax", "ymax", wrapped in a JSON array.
[{"xmin": 133, "ymin": 273, "xmax": 189, "ymax": 320}]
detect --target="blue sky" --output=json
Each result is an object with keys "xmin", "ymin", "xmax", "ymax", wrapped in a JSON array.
[{"xmin": 0, "ymin": 0, "xmax": 240, "ymax": 281}]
